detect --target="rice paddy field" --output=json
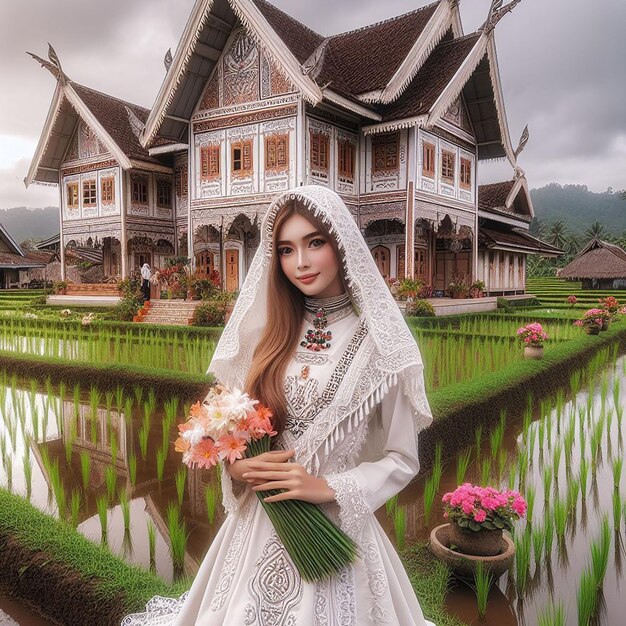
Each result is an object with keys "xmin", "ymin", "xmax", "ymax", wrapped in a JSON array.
[
  {"xmin": 0, "ymin": 283, "xmax": 625, "ymax": 625},
  {"xmin": 527, "ymin": 277, "xmax": 626, "ymax": 310}
]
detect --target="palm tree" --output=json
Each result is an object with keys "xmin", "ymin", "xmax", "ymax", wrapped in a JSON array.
[
  {"xmin": 529, "ymin": 218, "xmax": 545, "ymax": 239},
  {"xmin": 563, "ymin": 234, "xmax": 580, "ymax": 257},
  {"xmin": 584, "ymin": 221, "xmax": 606, "ymax": 241},
  {"xmin": 547, "ymin": 220, "xmax": 568, "ymax": 249}
]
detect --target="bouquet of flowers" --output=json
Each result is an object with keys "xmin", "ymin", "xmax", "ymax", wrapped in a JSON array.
[
  {"xmin": 175, "ymin": 385, "xmax": 358, "ymax": 581},
  {"xmin": 573, "ymin": 308, "xmax": 610, "ymax": 332},
  {"xmin": 442, "ymin": 483, "xmax": 527, "ymax": 532},
  {"xmin": 516, "ymin": 322, "xmax": 548, "ymax": 348}
]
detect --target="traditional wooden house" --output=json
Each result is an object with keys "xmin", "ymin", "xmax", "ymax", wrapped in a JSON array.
[
  {"xmin": 557, "ymin": 239, "xmax": 626, "ymax": 290},
  {"xmin": 0, "ymin": 223, "xmax": 46, "ymax": 288},
  {"xmin": 477, "ymin": 176, "xmax": 562, "ymax": 294},
  {"xmin": 27, "ymin": 0, "xmax": 547, "ymax": 295}
]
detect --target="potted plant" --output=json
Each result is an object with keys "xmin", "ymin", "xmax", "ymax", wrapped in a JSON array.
[
  {"xmin": 517, "ymin": 322, "xmax": 548, "ymax": 359},
  {"xmin": 442, "ymin": 484, "xmax": 527, "ymax": 557},
  {"xmin": 53, "ymin": 280, "xmax": 68, "ymax": 295},
  {"xmin": 598, "ymin": 296, "xmax": 620, "ymax": 322},
  {"xmin": 573, "ymin": 308, "xmax": 610, "ymax": 335},
  {"xmin": 469, "ymin": 280, "xmax": 486, "ymax": 299},
  {"xmin": 566, "ymin": 294, "xmax": 578, "ymax": 308},
  {"xmin": 448, "ymin": 281, "xmax": 469, "ymax": 299},
  {"xmin": 397, "ymin": 278, "xmax": 423, "ymax": 301}
]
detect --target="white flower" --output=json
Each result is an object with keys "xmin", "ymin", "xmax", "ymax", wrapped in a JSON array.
[
  {"xmin": 218, "ymin": 388, "xmax": 258, "ymax": 420},
  {"xmin": 182, "ymin": 421, "xmax": 206, "ymax": 447},
  {"xmin": 203, "ymin": 405, "xmax": 235, "ymax": 440}
]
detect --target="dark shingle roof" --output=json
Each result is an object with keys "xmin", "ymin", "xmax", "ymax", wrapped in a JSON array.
[
  {"xmin": 480, "ymin": 227, "xmax": 562, "ymax": 255},
  {"xmin": 478, "ymin": 180, "xmax": 516, "ymax": 210},
  {"xmin": 71, "ymin": 83, "xmax": 161, "ymax": 164},
  {"xmin": 379, "ymin": 33, "xmax": 480, "ymax": 121},
  {"xmin": 327, "ymin": 2, "xmax": 440, "ymax": 95},
  {"xmin": 558, "ymin": 240, "xmax": 626, "ymax": 279},
  {"xmin": 0, "ymin": 252, "xmax": 46, "ymax": 269}
]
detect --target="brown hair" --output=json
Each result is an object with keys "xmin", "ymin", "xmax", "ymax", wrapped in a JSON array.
[{"xmin": 244, "ymin": 200, "xmax": 348, "ymax": 434}]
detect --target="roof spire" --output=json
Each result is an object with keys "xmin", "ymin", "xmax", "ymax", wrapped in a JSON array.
[
  {"xmin": 480, "ymin": 0, "xmax": 522, "ymax": 33},
  {"xmin": 26, "ymin": 43, "xmax": 68, "ymax": 85},
  {"xmin": 514, "ymin": 124, "xmax": 529, "ymax": 159},
  {"xmin": 164, "ymin": 48, "xmax": 173, "ymax": 72}
]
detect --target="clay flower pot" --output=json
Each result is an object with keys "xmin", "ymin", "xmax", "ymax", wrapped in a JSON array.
[
  {"xmin": 448, "ymin": 520, "xmax": 503, "ymax": 557},
  {"xmin": 523, "ymin": 346, "xmax": 544, "ymax": 360},
  {"xmin": 600, "ymin": 319, "xmax": 609, "ymax": 331},
  {"xmin": 585, "ymin": 326, "xmax": 600, "ymax": 335}
]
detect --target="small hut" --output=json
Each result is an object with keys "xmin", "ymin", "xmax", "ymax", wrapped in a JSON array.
[{"xmin": 557, "ymin": 239, "xmax": 626, "ymax": 289}]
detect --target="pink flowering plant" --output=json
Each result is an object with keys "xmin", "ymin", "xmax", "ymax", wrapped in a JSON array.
[
  {"xmin": 573, "ymin": 308, "xmax": 610, "ymax": 331},
  {"xmin": 598, "ymin": 296, "xmax": 620, "ymax": 318},
  {"xmin": 516, "ymin": 322, "xmax": 548, "ymax": 348},
  {"xmin": 442, "ymin": 483, "xmax": 527, "ymax": 532},
  {"xmin": 566, "ymin": 294, "xmax": 577, "ymax": 307},
  {"xmin": 174, "ymin": 384, "xmax": 357, "ymax": 582}
]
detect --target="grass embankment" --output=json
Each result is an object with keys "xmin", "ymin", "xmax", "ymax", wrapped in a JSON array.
[
  {"xmin": 0, "ymin": 488, "xmax": 188, "ymax": 626},
  {"xmin": 527, "ymin": 277, "xmax": 626, "ymax": 308}
]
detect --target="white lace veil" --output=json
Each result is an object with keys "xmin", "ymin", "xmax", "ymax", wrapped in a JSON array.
[{"xmin": 208, "ymin": 185, "xmax": 432, "ymax": 436}]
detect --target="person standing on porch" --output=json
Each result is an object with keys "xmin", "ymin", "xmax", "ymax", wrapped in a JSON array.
[{"xmin": 140, "ymin": 263, "xmax": 151, "ymax": 302}]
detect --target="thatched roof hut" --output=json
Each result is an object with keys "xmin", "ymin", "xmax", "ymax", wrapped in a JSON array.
[{"xmin": 557, "ymin": 239, "xmax": 626, "ymax": 289}]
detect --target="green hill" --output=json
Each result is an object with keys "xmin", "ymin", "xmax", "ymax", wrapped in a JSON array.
[{"xmin": 0, "ymin": 206, "xmax": 59, "ymax": 244}]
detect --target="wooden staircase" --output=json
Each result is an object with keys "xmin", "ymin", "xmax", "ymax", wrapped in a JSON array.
[{"xmin": 134, "ymin": 300, "xmax": 200, "ymax": 326}]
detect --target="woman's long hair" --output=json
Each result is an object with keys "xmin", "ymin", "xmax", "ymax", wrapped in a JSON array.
[{"xmin": 245, "ymin": 200, "xmax": 348, "ymax": 434}]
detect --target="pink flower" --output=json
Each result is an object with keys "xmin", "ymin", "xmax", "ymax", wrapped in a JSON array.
[
  {"xmin": 473, "ymin": 509, "xmax": 487, "ymax": 523},
  {"xmin": 215, "ymin": 432, "xmax": 248, "ymax": 464},
  {"xmin": 189, "ymin": 438, "xmax": 219, "ymax": 469},
  {"xmin": 461, "ymin": 500, "xmax": 475, "ymax": 515}
]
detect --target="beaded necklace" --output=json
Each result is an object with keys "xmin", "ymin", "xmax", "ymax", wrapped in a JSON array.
[{"xmin": 300, "ymin": 292, "xmax": 352, "ymax": 352}]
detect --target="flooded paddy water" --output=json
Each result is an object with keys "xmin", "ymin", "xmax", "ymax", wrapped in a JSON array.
[{"xmin": 0, "ymin": 340, "xmax": 624, "ymax": 624}]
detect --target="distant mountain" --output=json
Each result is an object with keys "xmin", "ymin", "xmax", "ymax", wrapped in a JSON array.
[
  {"xmin": 530, "ymin": 183, "xmax": 626, "ymax": 236},
  {"xmin": 0, "ymin": 206, "xmax": 59, "ymax": 244}
]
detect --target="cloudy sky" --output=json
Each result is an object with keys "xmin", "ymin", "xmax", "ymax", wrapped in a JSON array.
[{"xmin": 1, "ymin": 0, "xmax": 624, "ymax": 210}]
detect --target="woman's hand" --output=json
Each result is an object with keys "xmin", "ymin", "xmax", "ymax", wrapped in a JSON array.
[
  {"xmin": 227, "ymin": 450, "xmax": 295, "ymax": 485},
  {"xmin": 242, "ymin": 453, "xmax": 336, "ymax": 505}
]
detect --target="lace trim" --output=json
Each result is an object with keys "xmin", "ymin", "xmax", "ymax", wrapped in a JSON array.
[
  {"xmin": 121, "ymin": 592, "xmax": 189, "ymax": 625},
  {"xmin": 324, "ymin": 472, "xmax": 372, "ymax": 542}
]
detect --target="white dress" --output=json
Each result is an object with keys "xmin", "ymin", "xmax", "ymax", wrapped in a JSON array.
[{"xmin": 123, "ymin": 308, "xmax": 435, "ymax": 626}]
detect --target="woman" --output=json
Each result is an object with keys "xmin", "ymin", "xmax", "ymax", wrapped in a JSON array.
[
  {"xmin": 123, "ymin": 186, "xmax": 435, "ymax": 625},
  {"xmin": 140, "ymin": 263, "xmax": 151, "ymax": 301}
]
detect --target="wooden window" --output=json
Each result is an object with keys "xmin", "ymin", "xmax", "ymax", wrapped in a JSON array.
[
  {"xmin": 177, "ymin": 166, "xmax": 188, "ymax": 197},
  {"xmin": 265, "ymin": 134, "xmax": 289, "ymax": 170},
  {"xmin": 157, "ymin": 179, "xmax": 172, "ymax": 207},
  {"xmin": 422, "ymin": 141, "xmax": 435, "ymax": 178},
  {"xmin": 200, "ymin": 145, "xmax": 220, "ymax": 181},
  {"xmin": 82, "ymin": 179, "xmax": 97, "ymax": 206},
  {"xmin": 310, "ymin": 131, "xmax": 329, "ymax": 171},
  {"xmin": 441, "ymin": 149, "xmax": 455, "ymax": 185},
  {"xmin": 101, "ymin": 177, "xmax": 115, "ymax": 203},
  {"xmin": 460, "ymin": 157, "xmax": 472, "ymax": 190},
  {"xmin": 67, "ymin": 182, "xmax": 79, "ymax": 208},
  {"xmin": 231, "ymin": 140, "xmax": 253, "ymax": 176},
  {"xmin": 131, "ymin": 177, "xmax": 148, "ymax": 204},
  {"xmin": 372, "ymin": 133, "xmax": 399, "ymax": 173},
  {"xmin": 338, "ymin": 140, "xmax": 355, "ymax": 178}
]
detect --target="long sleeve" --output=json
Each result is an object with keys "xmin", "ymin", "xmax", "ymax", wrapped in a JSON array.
[
  {"xmin": 219, "ymin": 461, "xmax": 250, "ymax": 516},
  {"xmin": 323, "ymin": 382, "xmax": 420, "ymax": 541}
]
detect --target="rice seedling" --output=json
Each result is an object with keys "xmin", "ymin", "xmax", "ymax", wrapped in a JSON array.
[
  {"xmin": 105, "ymin": 466, "xmax": 117, "ymax": 503},
  {"xmin": 518, "ymin": 447, "xmax": 529, "ymax": 488},
  {"xmin": 96, "ymin": 494, "xmax": 108, "ymax": 543},
  {"xmin": 612, "ymin": 457, "xmax": 623, "ymax": 491},
  {"xmin": 508, "ymin": 457, "xmax": 518, "ymax": 491},
  {"xmin": 133, "ymin": 384, "xmax": 144, "ymax": 406},
  {"xmin": 4, "ymin": 456, "xmax": 12, "ymax": 491},
  {"xmin": 392, "ymin": 505, "xmax": 407, "ymax": 551},
  {"xmin": 537, "ymin": 600, "xmax": 566, "ymax": 626},
  {"xmin": 552, "ymin": 443, "xmax": 562, "ymax": 481},
  {"xmin": 553, "ymin": 497, "xmax": 568, "ymax": 545},
  {"xmin": 423, "ymin": 475, "xmax": 437, "ymax": 525},
  {"xmin": 70, "ymin": 489, "xmax": 81, "ymax": 528},
  {"xmin": 166, "ymin": 502, "xmax": 188, "ymax": 577},
  {"xmin": 579, "ymin": 457, "xmax": 589, "ymax": 501},
  {"xmin": 115, "ymin": 385, "xmax": 125, "ymax": 412},
  {"xmin": 567, "ymin": 478, "xmax": 580, "ymax": 516},
  {"xmin": 480, "ymin": 457, "xmax": 491, "ymax": 486},
  {"xmin": 471, "ymin": 561, "xmax": 493, "ymax": 620},
  {"xmin": 590, "ymin": 515, "xmax": 611, "ymax": 589},
  {"xmin": 80, "ymin": 451, "xmax": 91, "ymax": 492},
  {"xmin": 64, "ymin": 418, "xmax": 76, "ymax": 465},
  {"xmin": 514, "ymin": 528, "xmax": 532, "ymax": 593},
  {"xmin": 544, "ymin": 515, "xmax": 555, "ymax": 559},
  {"xmin": 138, "ymin": 424, "xmax": 149, "ymax": 461},
  {"xmin": 156, "ymin": 445, "xmax": 166, "ymax": 484},
  {"xmin": 577, "ymin": 567, "xmax": 597, "ymax": 625},
  {"xmin": 613, "ymin": 490, "xmax": 622, "ymax": 530},
  {"xmin": 522, "ymin": 406, "xmax": 532, "ymax": 443},
  {"xmin": 542, "ymin": 465, "xmax": 553, "ymax": 504},
  {"xmin": 22, "ymin": 447, "xmax": 32, "ymax": 499},
  {"xmin": 119, "ymin": 488, "xmax": 131, "ymax": 532},
  {"xmin": 147, "ymin": 519, "xmax": 157, "ymax": 572},
  {"xmin": 129, "ymin": 452, "xmax": 137, "ymax": 486},
  {"xmin": 525, "ymin": 485, "xmax": 536, "ymax": 525},
  {"xmin": 48, "ymin": 459, "xmax": 65, "ymax": 518},
  {"xmin": 385, "ymin": 494, "xmax": 398, "ymax": 517},
  {"xmin": 489, "ymin": 411, "xmax": 506, "ymax": 460},
  {"xmin": 532, "ymin": 523, "xmax": 544, "ymax": 567},
  {"xmin": 528, "ymin": 425, "xmax": 537, "ymax": 466},
  {"xmin": 147, "ymin": 388, "xmax": 157, "ymax": 415},
  {"xmin": 497, "ymin": 448, "xmax": 507, "ymax": 483},
  {"xmin": 455, "ymin": 447, "xmax": 472, "ymax": 486},
  {"xmin": 110, "ymin": 430, "xmax": 118, "ymax": 464},
  {"xmin": 175, "ymin": 466, "xmax": 187, "ymax": 506},
  {"xmin": 201, "ymin": 483, "xmax": 218, "ymax": 525}
]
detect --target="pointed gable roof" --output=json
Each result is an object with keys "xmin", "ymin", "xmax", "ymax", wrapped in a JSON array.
[
  {"xmin": 478, "ymin": 176, "xmax": 534, "ymax": 220},
  {"xmin": 558, "ymin": 239, "xmax": 626, "ymax": 280}
]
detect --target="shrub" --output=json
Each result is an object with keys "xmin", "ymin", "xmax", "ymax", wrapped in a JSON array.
[
  {"xmin": 110, "ymin": 291, "xmax": 143, "ymax": 322},
  {"xmin": 496, "ymin": 297, "xmax": 512, "ymax": 311},
  {"xmin": 397, "ymin": 278, "xmax": 424, "ymax": 300},
  {"xmin": 406, "ymin": 299, "xmax": 436, "ymax": 317},
  {"xmin": 191, "ymin": 292, "xmax": 235, "ymax": 326}
]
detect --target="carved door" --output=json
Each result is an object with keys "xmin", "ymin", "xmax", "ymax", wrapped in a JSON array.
[
  {"xmin": 371, "ymin": 246, "xmax": 390, "ymax": 278},
  {"xmin": 225, "ymin": 249, "xmax": 239, "ymax": 292},
  {"xmin": 196, "ymin": 251, "xmax": 215, "ymax": 278}
]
